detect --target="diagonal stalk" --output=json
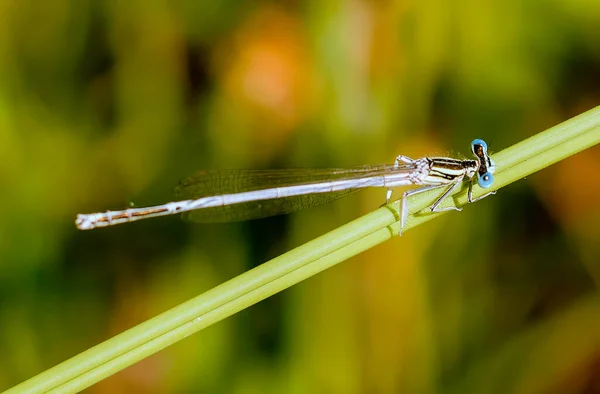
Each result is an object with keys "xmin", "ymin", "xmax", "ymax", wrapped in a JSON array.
[{"xmin": 7, "ymin": 105, "xmax": 600, "ymax": 394}]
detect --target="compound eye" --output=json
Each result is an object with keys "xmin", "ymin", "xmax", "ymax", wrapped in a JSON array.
[
  {"xmin": 471, "ymin": 139, "xmax": 488, "ymax": 153},
  {"xmin": 477, "ymin": 171, "xmax": 494, "ymax": 188}
]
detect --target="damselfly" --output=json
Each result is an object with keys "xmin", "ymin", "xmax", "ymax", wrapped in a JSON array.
[{"xmin": 76, "ymin": 139, "xmax": 496, "ymax": 233}]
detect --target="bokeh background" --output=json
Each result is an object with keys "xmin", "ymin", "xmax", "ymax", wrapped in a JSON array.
[{"xmin": 2, "ymin": 0, "xmax": 600, "ymax": 393}]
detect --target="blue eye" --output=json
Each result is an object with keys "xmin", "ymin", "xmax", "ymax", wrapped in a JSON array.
[
  {"xmin": 477, "ymin": 171, "xmax": 494, "ymax": 188},
  {"xmin": 471, "ymin": 139, "xmax": 487, "ymax": 151}
]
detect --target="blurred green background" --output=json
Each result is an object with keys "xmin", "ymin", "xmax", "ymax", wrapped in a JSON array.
[{"xmin": 2, "ymin": 0, "xmax": 600, "ymax": 393}]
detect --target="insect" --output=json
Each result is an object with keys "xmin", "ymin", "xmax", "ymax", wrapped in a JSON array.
[{"xmin": 76, "ymin": 139, "xmax": 496, "ymax": 233}]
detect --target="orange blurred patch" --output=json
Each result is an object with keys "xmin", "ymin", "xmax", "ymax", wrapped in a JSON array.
[
  {"xmin": 214, "ymin": 7, "xmax": 313, "ymax": 134},
  {"xmin": 535, "ymin": 146, "xmax": 600, "ymax": 225}
]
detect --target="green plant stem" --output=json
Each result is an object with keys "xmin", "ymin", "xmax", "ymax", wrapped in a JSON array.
[{"xmin": 7, "ymin": 105, "xmax": 600, "ymax": 394}]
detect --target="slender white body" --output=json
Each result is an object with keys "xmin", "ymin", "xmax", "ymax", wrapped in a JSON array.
[
  {"xmin": 76, "ymin": 168, "xmax": 427, "ymax": 230},
  {"xmin": 76, "ymin": 140, "xmax": 496, "ymax": 232}
]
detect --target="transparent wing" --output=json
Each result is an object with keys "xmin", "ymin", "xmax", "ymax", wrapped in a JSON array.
[{"xmin": 173, "ymin": 165, "xmax": 402, "ymax": 223}]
